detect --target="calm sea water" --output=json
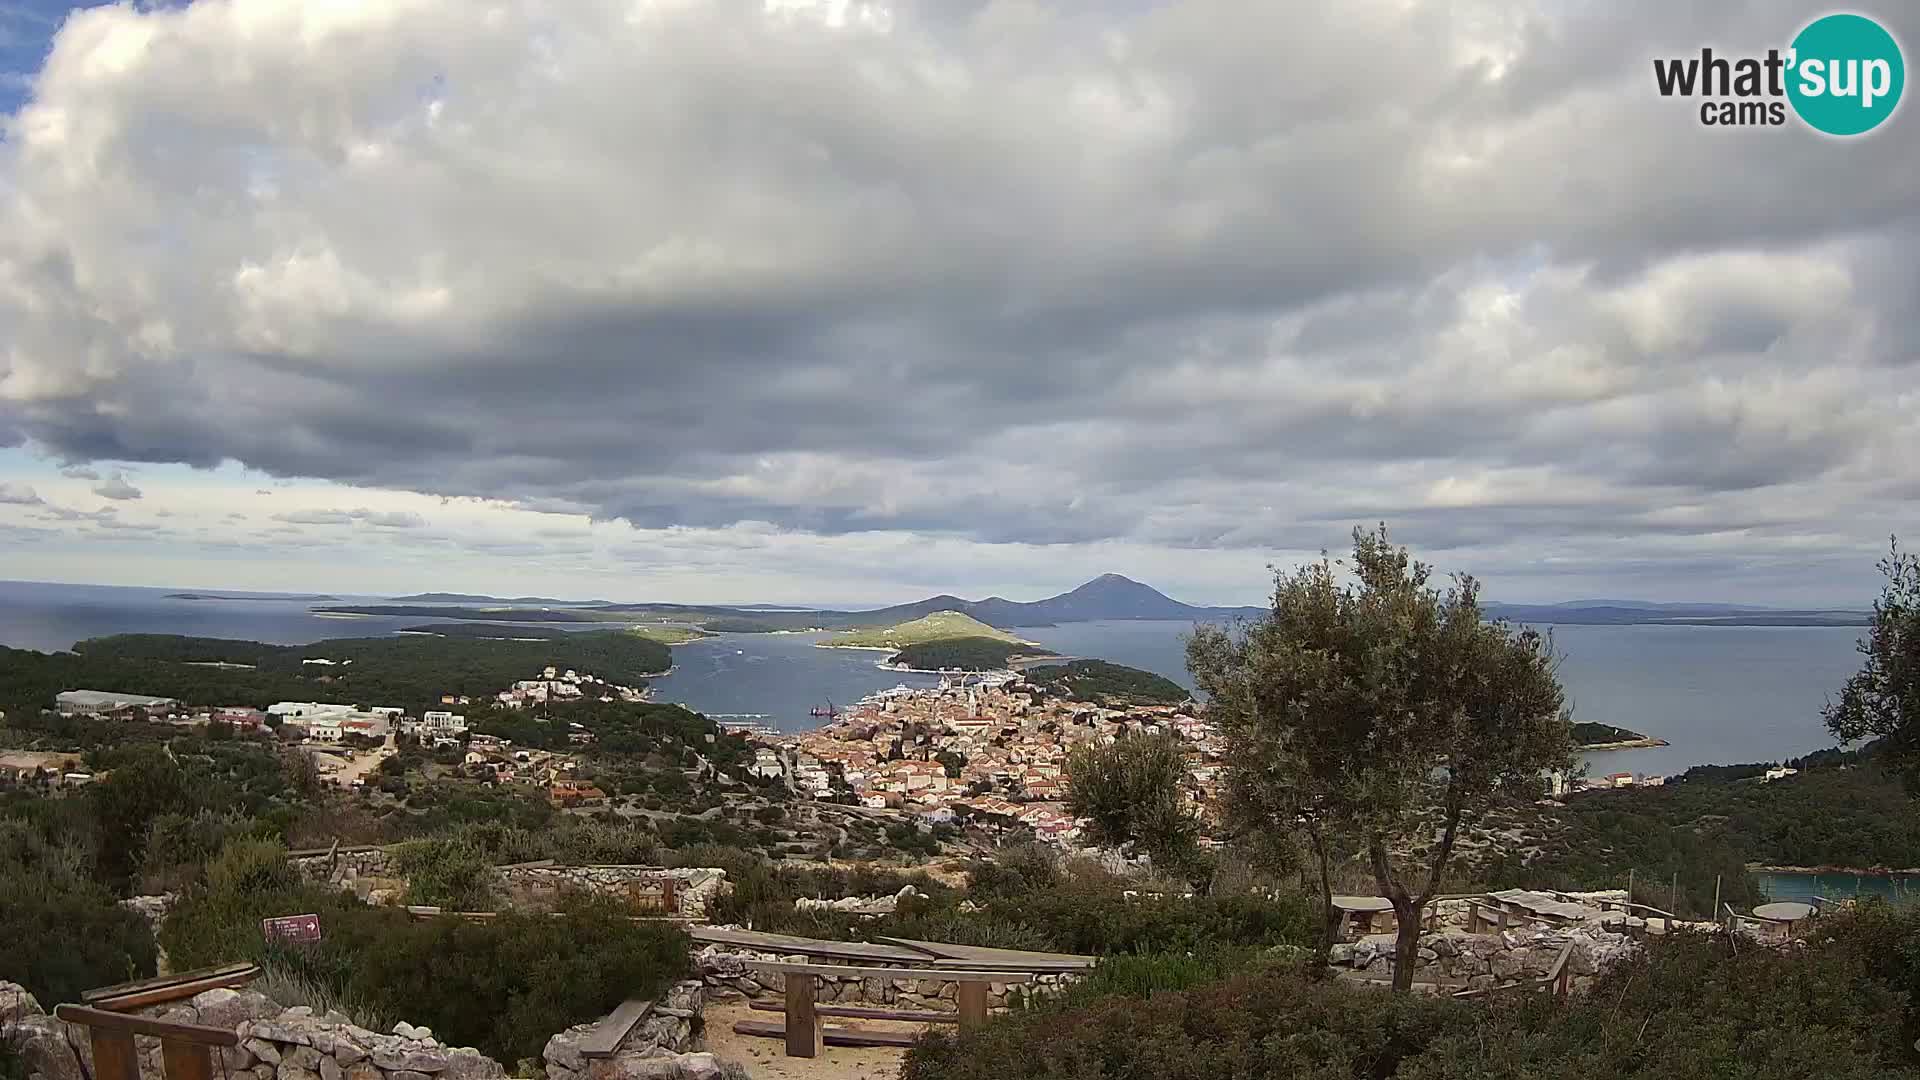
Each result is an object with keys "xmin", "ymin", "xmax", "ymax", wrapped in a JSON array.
[
  {"xmin": 1756, "ymin": 871, "xmax": 1920, "ymax": 904},
  {"xmin": 0, "ymin": 581, "xmax": 1870, "ymax": 762}
]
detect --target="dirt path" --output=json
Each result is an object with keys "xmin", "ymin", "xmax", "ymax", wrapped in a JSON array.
[{"xmin": 701, "ymin": 1001, "xmax": 927, "ymax": 1080}]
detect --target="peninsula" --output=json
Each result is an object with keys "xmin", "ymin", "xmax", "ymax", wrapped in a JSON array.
[{"xmin": 1573, "ymin": 721, "xmax": 1670, "ymax": 751}]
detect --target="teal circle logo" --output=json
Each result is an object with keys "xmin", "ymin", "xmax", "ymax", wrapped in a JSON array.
[{"xmin": 1787, "ymin": 13, "xmax": 1905, "ymax": 135}]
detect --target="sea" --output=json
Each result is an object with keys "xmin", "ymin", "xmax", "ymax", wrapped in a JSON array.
[{"xmin": 0, "ymin": 580, "xmax": 1868, "ymax": 769}]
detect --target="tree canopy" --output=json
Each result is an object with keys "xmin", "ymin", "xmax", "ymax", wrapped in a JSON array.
[
  {"xmin": 1826, "ymin": 537, "xmax": 1920, "ymax": 790},
  {"xmin": 1065, "ymin": 733, "xmax": 1201, "ymax": 878},
  {"xmin": 1188, "ymin": 525, "xmax": 1571, "ymax": 988}
]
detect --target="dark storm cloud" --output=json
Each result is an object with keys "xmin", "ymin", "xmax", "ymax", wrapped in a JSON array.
[{"xmin": 0, "ymin": 0, "xmax": 1915, "ymax": 599}]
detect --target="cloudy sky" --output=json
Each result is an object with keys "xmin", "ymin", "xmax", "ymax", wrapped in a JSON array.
[{"xmin": 0, "ymin": 0, "xmax": 1915, "ymax": 607}]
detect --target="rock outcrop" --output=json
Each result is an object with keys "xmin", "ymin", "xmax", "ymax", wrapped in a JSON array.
[{"xmin": 542, "ymin": 982, "xmax": 713, "ymax": 1080}]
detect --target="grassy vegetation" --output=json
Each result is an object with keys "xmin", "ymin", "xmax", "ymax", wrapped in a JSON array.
[
  {"xmin": 625, "ymin": 625, "xmax": 710, "ymax": 644},
  {"xmin": 1021, "ymin": 660, "xmax": 1190, "ymax": 706},
  {"xmin": 160, "ymin": 838, "xmax": 688, "ymax": 1063},
  {"xmin": 0, "ymin": 631, "xmax": 671, "ymax": 716},
  {"xmin": 1481, "ymin": 755, "xmax": 1920, "ymax": 916},
  {"xmin": 825, "ymin": 611, "xmax": 1028, "ymax": 648},
  {"xmin": 903, "ymin": 908, "xmax": 1920, "ymax": 1080},
  {"xmin": 889, "ymin": 637, "xmax": 1056, "ymax": 671}
]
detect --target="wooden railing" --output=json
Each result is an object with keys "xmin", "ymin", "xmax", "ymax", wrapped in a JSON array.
[
  {"xmin": 53, "ymin": 1005, "xmax": 238, "ymax": 1080},
  {"xmin": 1450, "ymin": 940, "xmax": 1576, "ymax": 1001}
]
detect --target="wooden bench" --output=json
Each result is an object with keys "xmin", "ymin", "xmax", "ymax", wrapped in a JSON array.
[
  {"xmin": 741, "ymin": 962, "xmax": 1035, "ymax": 1058},
  {"xmin": 55, "ymin": 1004, "xmax": 239, "ymax": 1080},
  {"xmin": 574, "ymin": 999, "xmax": 654, "ymax": 1059}
]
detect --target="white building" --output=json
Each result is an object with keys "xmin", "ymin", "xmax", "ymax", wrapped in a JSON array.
[
  {"xmin": 56, "ymin": 690, "xmax": 178, "ymax": 716},
  {"xmin": 269, "ymin": 702, "xmax": 357, "ymax": 721},
  {"xmin": 422, "ymin": 711, "xmax": 468, "ymax": 733}
]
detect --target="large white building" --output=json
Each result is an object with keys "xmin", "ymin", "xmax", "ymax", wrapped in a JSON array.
[{"xmin": 56, "ymin": 690, "xmax": 178, "ymax": 716}]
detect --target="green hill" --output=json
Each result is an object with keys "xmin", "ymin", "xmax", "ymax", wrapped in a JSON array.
[
  {"xmin": 1022, "ymin": 660, "xmax": 1190, "ymax": 706},
  {"xmin": 888, "ymin": 637, "xmax": 1056, "ymax": 671},
  {"xmin": 823, "ymin": 611, "xmax": 1028, "ymax": 649}
]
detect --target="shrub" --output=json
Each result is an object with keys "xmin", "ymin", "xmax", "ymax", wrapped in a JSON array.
[
  {"xmin": 0, "ymin": 819, "xmax": 157, "ymax": 1004},
  {"xmin": 906, "ymin": 917, "xmax": 1920, "ymax": 1080},
  {"xmin": 904, "ymin": 967, "xmax": 1465, "ymax": 1080},
  {"xmin": 340, "ymin": 896, "xmax": 689, "ymax": 1062},
  {"xmin": 393, "ymin": 838, "xmax": 497, "ymax": 911},
  {"xmin": 161, "ymin": 843, "xmax": 690, "ymax": 1064}
]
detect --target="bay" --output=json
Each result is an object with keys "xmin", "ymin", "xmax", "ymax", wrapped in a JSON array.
[{"xmin": 0, "ymin": 582, "xmax": 1872, "ymax": 769}]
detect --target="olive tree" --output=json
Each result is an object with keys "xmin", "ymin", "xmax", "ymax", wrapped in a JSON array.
[
  {"xmin": 1065, "ymin": 733, "xmax": 1202, "ymax": 879},
  {"xmin": 1188, "ymin": 526, "xmax": 1571, "ymax": 989},
  {"xmin": 1825, "ymin": 537, "xmax": 1920, "ymax": 788}
]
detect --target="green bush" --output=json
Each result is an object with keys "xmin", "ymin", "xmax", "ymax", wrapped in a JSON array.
[
  {"xmin": 161, "ymin": 839, "xmax": 690, "ymax": 1063},
  {"xmin": 905, "ymin": 967, "xmax": 1464, "ymax": 1080},
  {"xmin": 393, "ymin": 838, "xmax": 497, "ymax": 910},
  {"xmin": 905, "ymin": 914, "xmax": 1920, "ymax": 1080},
  {"xmin": 0, "ymin": 819, "xmax": 157, "ymax": 1005}
]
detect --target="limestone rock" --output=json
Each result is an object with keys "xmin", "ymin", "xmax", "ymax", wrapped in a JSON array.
[
  {"xmin": 10, "ymin": 1015, "xmax": 86, "ymax": 1080},
  {"xmin": 277, "ymin": 1063, "xmax": 320, "ymax": 1080},
  {"xmin": 544, "ymin": 1023, "xmax": 594, "ymax": 1073},
  {"xmin": 191, "ymin": 989, "xmax": 277, "ymax": 1032},
  {"xmin": 320, "ymin": 1056, "xmax": 344, "ymax": 1080},
  {"xmin": 283, "ymin": 1045, "xmax": 324, "ymax": 1071},
  {"xmin": 245, "ymin": 1038, "xmax": 284, "ymax": 1065},
  {"xmin": 0, "ymin": 982, "xmax": 43, "ymax": 1023},
  {"xmin": 332, "ymin": 1038, "xmax": 369, "ymax": 1066},
  {"xmin": 391, "ymin": 1070, "xmax": 433, "ymax": 1080},
  {"xmin": 344, "ymin": 1062, "xmax": 382, "ymax": 1080},
  {"xmin": 440, "ymin": 1049, "xmax": 505, "ymax": 1080},
  {"xmin": 371, "ymin": 1047, "xmax": 449, "ymax": 1073},
  {"xmin": 223, "ymin": 1043, "xmax": 258, "ymax": 1072}
]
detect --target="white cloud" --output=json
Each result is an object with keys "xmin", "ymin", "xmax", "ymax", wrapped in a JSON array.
[
  {"xmin": 91, "ymin": 470, "xmax": 143, "ymax": 500},
  {"xmin": 0, "ymin": 480, "xmax": 41, "ymax": 504},
  {"xmin": 0, "ymin": 0, "xmax": 1914, "ymax": 604}
]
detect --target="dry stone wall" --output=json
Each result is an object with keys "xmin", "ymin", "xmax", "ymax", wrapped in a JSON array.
[
  {"xmin": 285, "ymin": 847, "xmax": 727, "ymax": 920},
  {"xmin": 0, "ymin": 985, "xmax": 503, "ymax": 1080},
  {"xmin": 1329, "ymin": 926, "xmax": 1637, "ymax": 992},
  {"xmin": 693, "ymin": 942, "xmax": 1079, "ymax": 1012}
]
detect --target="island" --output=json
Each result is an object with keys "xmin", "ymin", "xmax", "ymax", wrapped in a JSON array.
[
  {"xmin": 1020, "ymin": 659, "xmax": 1191, "ymax": 706},
  {"xmin": 819, "ymin": 611, "xmax": 1037, "ymax": 651},
  {"xmin": 0, "ymin": 629, "xmax": 671, "ymax": 715},
  {"xmin": 168, "ymin": 592, "xmax": 340, "ymax": 601},
  {"xmin": 886, "ymin": 637, "xmax": 1057, "ymax": 672},
  {"xmin": 1573, "ymin": 721, "xmax": 1669, "ymax": 751}
]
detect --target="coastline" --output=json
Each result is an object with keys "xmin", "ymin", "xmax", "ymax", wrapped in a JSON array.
[
  {"xmin": 1750, "ymin": 863, "xmax": 1920, "ymax": 876},
  {"xmin": 1578, "ymin": 737, "xmax": 1671, "ymax": 752}
]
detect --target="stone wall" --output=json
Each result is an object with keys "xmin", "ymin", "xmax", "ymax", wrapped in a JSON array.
[
  {"xmin": 693, "ymin": 943, "xmax": 1079, "ymax": 1013},
  {"xmin": 497, "ymin": 865, "xmax": 727, "ymax": 921},
  {"xmin": 1328, "ymin": 926, "xmax": 1636, "ymax": 992},
  {"xmin": 1, "ymin": 984, "xmax": 503, "ymax": 1080},
  {"xmin": 542, "ymin": 982, "xmax": 723, "ymax": 1080},
  {"xmin": 286, "ymin": 848, "xmax": 728, "ymax": 920}
]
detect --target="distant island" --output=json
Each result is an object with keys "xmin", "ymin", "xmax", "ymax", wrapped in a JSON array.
[
  {"xmin": 315, "ymin": 575, "xmax": 1873, "ymax": 632},
  {"xmin": 1573, "ymin": 721, "xmax": 1669, "ymax": 751},
  {"xmin": 169, "ymin": 592, "xmax": 340, "ymax": 601},
  {"xmin": 822, "ymin": 611, "xmax": 1034, "ymax": 650},
  {"xmin": 389, "ymin": 592, "xmax": 613, "ymax": 605}
]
